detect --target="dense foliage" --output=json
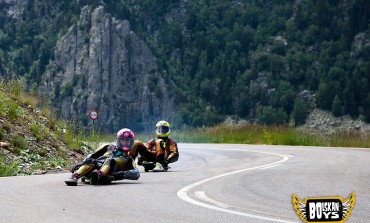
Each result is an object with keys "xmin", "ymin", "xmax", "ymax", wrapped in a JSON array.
[
  {"xmin": 0, "ymin": 0, "xmax": 90, "ymax": 86},
  {"xmin": 0, "ymin": 0, "xmax": 369, "ymax": 128},
  {"xmin": 137, "ymin": 0, "xmax": 370, "ymax": 127}
]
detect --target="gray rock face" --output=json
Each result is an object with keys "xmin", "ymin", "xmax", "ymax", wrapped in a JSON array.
[
  {"xmin": 298, "ymin": 109, "xmax": 370, "ymax": 136},
  {"xmin": 354, "ymin": 32, "xmax": 370, "ymax": 52},
  {"xmin": 42, "ymin": 6, "xmax": 175, "ymax": 131},
  {"xmin": 1, "ymin": 0, "xmax": 27, "ymax": 20},
  {"xmin": 296, "ymin": 90, "xmax": 316, "ymax": 111}
]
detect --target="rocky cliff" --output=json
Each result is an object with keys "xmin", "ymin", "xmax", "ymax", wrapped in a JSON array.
[
  {"xmin": 298, "ymin": 109, "xmax": 370, "ymax": 136},
  {"xmin": 42, "ymin": 6, "xmax": 175, "ymax": 131},
  {"xmin": 1, "ymin": 0, "xmax": 27, "ymax": 20}
]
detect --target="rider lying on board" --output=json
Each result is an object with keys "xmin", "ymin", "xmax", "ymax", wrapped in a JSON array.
[{"xmin": 65, "ymin": 128, "xmax": 140, "ymax": 186}]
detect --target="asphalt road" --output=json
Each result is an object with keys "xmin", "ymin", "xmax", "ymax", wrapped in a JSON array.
[{"xmin": 0, "ymin": 144, "xmax": 369, "ymax": 223}]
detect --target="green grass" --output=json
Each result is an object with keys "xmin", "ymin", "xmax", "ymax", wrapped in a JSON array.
[
  {"xmin": 5, "ymin": 100, "xmax": 23, "ymax": 123},
  {"xmin": 0, "ymin": 93, "xmax": 6, "ymax": 117},
  {"xmin": 8, "ymin": 79, "xmax": 23, "ymax": 97},
  {"xmin": 54, "ymin": 121, "xmax": 111, "ymax": 152},
  {"xmin": 137, "ymin": 125, "xmax": 304, "ymax": 144},
  {"xmin": 328, "ymin": 132, "xmax": 370, "ymax": 148},
  {"xmin": 137, "ymin": 124, "xmax": 370, "ymax": 149}
]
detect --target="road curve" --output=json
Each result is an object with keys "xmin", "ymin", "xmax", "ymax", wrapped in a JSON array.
[{"xmin": 0, "ymin": 144, "xmax": 369, "ymax": 223}]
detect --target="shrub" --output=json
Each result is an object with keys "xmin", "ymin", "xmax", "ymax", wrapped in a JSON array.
[
  {"xmin": 292, "ymin": 98, "xmax": 311, "ymax": 126},
  {"xmin": 257, "ymin": 106, "xmax": 288, "ymax": 125},
  {"xmin": 29, "ymin": 122, "xmax": 43, "ymax": 142},
  {"xmin": 0, "ymin": 156, "xmax": 20, "ymax": 176},
  {"xmin": 10, "ymin": 135, "xmax": 28, "ymax": 153},
  {"xmin": 7, "ymin": 101, "xmax": 20, "ymax": 122},
  {"xmin": 331, "ymin": 95, "xmax": 342, "ymax": 117},
  {"xmin": 7, "ymin": 79, "xmax": 24, "ymax": 97},
  {"xmin": 0, "ymin": 93, "xmax": 6, "ymax": 117},
  {"xmin": 2, "ymin": 122, "xmax": 10, "ymax": 132},
  {"xmin": 61, "ymin": 82, "xmax": 73, "ymax": 97}
]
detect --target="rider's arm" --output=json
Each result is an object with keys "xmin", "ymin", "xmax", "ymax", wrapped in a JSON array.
[
  {"xmin": 90, "ymin": 144, "xmax": 111, "ymax": 158},
  {"xmin": 166, "ymin": 139, "xmax": 179, "ymax": 163},
  {"xmin": 71, "ymin": 144, "xmax": 111, "ymax": 172},
  {"xmin": 146, "ymin": 138, "xmax": 156, "ymax": 151},
  {"xmin": 128, "ymin": 140, "xmax": 148, "ymax": 159}
]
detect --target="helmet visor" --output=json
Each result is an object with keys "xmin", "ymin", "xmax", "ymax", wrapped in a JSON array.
[
  {"xmin": 156, "ymin": 126, "xmax": 169, "ymax": 134},
  {"xmin": 117, "ymin": 137, "xmax": 134, "ymax": 151},
  {"xmin": 119, "ymin": 138, "xmax": 132, "ymax": 146}
]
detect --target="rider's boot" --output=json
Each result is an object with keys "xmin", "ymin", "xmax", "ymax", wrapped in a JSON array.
[
  {"xmin": 113, "ymin": 171, "xmax": 125, "ymax": 181},
  {"xmin": 99, "ymin": 176, "xmax": 113, "ymax": 184},
  {"xmin": 65, "ymin": 173, "xmax": 80, "ymax": 186},
  {"xmin": 163, "ymin": 164, "xmax": 169, "ymax": 171},
  {"xmin": 137, "ymin": 157, "xmax": 144, "ymax": 166},
  {"xmin": 90, "ymin": 170, "xmax": 99, "ymax": 185},
  {"xmin": 91, "ymin": 170, "xmax": 113, "ymax": 185},
  {"xmin": 153, "ymin": 162, "xmax": 164, "ymax": 172}
]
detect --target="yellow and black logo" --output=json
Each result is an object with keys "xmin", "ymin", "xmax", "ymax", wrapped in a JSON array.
[{"xmin": 292, "ymin": 193, "xmax": 355, "ymax": 223}]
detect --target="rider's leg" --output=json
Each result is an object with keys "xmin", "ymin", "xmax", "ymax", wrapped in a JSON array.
[
  {"xmin": 94, "ymin": 158, "xmax": 122, "ymax": 184},
  {"xmin": 138, "ymin": 146, "xmax": 156, "ymax": 163},
  {"xmin": 65, "ymin": 163, "xmax": 97, "ymax": 186},
  {"xmin": 99, "ymin": 156, "xmax": 130, "ymax": 175},
  {"xmin": 152, "ymin": 139, "xmax": 166, "ymax": 171},
  {"xmin": 75, "ymin": 163, "xmax": 96, "ymax": 176},
  {"xmin": 99, "ymin": 158, "xmax": 116, "ymax": 176}
]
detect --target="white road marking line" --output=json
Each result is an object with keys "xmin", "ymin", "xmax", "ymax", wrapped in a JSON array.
[
  {"xmin": 195, "ymin": 190, "xmax": 294, "ymax": 219},
  {"xmin": 259, "ymin": 164, "xmax": 281, "ymax": 169},
  {"xmin": 177, "ymin": 149, "xmax": 297, "ymax": 223},
  {"xmin": 195, "ymin": 191, "xmax": 232, "ymax": 209}
]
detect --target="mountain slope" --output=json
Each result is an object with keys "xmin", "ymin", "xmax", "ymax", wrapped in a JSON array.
[
  {"xmin": 131, "ymin": 0, "xmax": 370, "ymax": 126},
  {"xmin": 1, "ymin": 0, "xmax": 369, "ymax": 128},
  {"xmin": 0, "ymin": 79, "xmax": 86, "ymax": 176},
  {"xmin": 41, "ymin": 5, "xmax": 175, "ymax": 131}
]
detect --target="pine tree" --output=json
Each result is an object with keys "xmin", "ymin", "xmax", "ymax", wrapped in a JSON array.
[{"xmin": 331, "ymin": 95, "xmax": 342, "ymax": 117}]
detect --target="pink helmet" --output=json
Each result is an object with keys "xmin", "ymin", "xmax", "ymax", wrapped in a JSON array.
[{"xmin": 116, "ymin": 128, "xmax": 136, "ymax": 152}]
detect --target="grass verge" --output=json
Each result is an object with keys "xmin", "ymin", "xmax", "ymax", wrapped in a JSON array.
[{"xmin": 137, "ymin": 124, "xmax": 370, "ymax": 148}]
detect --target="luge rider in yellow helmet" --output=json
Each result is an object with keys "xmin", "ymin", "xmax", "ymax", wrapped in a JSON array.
[{"xmin": 129, "ymin": 120, "xmax": 179, "ymax": 172}]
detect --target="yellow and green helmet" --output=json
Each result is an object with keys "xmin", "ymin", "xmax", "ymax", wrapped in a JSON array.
[{"xmin": 155, "ymin": 120, "xmax": 170, "ymax": 137}]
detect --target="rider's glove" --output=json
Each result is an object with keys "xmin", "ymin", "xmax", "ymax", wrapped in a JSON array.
[
  {"xmin": 113, "ymin": 171, "xmax": 125, "ymax": 180},
  {"xmin": 163, "ymin": 159, "xmax": 169, "ymax": 168}
]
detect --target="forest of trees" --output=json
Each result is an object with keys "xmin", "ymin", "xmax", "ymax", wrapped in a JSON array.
[{"xmin": 0, "ymin": 0, "xmax": 369, "ymax": 128}]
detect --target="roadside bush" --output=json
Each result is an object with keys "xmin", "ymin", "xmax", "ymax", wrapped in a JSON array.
[
  {"xmin": 292, "ymin": 98, "xmax": 311, "ymax": 126},
  {"xmin": 0, "ymin": 156, "xmax": 20, "ymax": 176},
  {"xmin": 257, "ymin": 106, "xmax": 288, "ymax": 125},
  {"xmin": 10, "ymin": 135, "xmax": 28, "ymax": 154}
]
